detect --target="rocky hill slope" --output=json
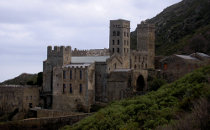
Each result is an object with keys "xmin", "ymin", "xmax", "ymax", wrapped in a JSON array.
[
  {"xmin": 131, "ymin": 0, "xmax": 210, "ymax": 56},
  {"xmin": 0, "ymin": 72, "xmax": 42, "ymax": 86}
]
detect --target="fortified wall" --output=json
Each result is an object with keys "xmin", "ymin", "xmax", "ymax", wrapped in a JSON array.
[{"xmin": 0, "ymin": 85, "xmax": 39, "ymax": 113}]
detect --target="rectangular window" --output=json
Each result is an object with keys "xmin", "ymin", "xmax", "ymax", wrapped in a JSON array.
[
  {"xmin": 79, "ymin": 84, "xmax": 82, "ymax": 93},
  {"xmin": 63, "ymin": 71, "xmax": 66, "ymax": 79},
  {"xmin": 80, "ymin": 70, "xmax": 82, "ymax": 79},
  {"xmin": 70, "ymin": 84, "xmax": 72, "ymax": 93},
  {"xmin": 117, "ymin": 48, "xmax": 120, "ymax": 53},
  {"xmin": 70, "ymin": 70, "xmax": 72, "ymax": 79},
  {"xmin": 117, "ymin": 40, "xmax": 120, "ymax": 45},
  {"xmin": 112, "ymin": 48, "xmax": 114, "ymax": 53},
  {"xmin": 63, "ymin": 84, "xmax": 66, "ymax": 93},
  {"xmin": 112, "ymin": 40, "xmax": 115, "ymax": 45}
]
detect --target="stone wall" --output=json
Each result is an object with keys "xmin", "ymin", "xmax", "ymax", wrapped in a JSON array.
[
  {"xmin": 31, "ymin": 109, "xmax": 76, "ymax": 118},
  {"xmin": 107, "ymin": 70, "xmax": 132, "ymax": 102},
  {"xmin": 52, "ymin": 63, "xmax": 95, "ymax": 112},
  {"xmin": 0, "ymin": 85, "xmax": 39, "ymax": 113},
  {"xmin": 0, "ymin": 113, "xmax": 91, "ymax": 130},
  {"xmin": 95, "ymin": 62, "xmax": 108, "ymax": 102}
]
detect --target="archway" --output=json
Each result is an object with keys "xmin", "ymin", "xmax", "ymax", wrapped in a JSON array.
[{"xmin": 136, "ymin": 75, "xmax": 145, "ymax": 91}]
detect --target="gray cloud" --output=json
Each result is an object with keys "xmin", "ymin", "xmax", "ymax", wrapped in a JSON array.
[{"xmin": 0, "ymin": 0, "xmax": 181, "ymax": 82}]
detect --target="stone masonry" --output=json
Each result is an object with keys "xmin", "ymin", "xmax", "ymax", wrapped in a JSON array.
[{"xmin": 42, "ymin": 19, "xmax": 155, "ymax": 112}]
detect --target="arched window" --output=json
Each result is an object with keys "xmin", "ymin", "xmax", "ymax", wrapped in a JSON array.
[
  {"xmin": 70, "ymin": 84, "xmax": 72, "ymax": 93},
  {"xmin": 117, "ymin": 31, "xmax": 120, "ymax": 36},
  {"xmin": 117, "ymin": 40, "xmax": 120, "ymax": 45},
  {"xmin": 80, "ymin": 70, "xmax": 82, "ymax": 79},
  {"xmin": 70, "ymin": 70, "xmax": 72, "ymax": 79},
  {"xmin": 63, "ymin": 84, "xmax": 66, "ymax": 94},
  {"xmin": 79, "ymin": 84, "xmax": 82, "ymax": 93},
  {"xmin": 113, "ymin": 31, "xmax": 116, "ymax": 36},
  {"xmin": 112, "ymin": 40, "xmax": 115, "ymax": 45}
]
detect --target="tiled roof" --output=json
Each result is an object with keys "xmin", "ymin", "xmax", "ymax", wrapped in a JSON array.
[{"xmin": 175, "ymin": 55, "xmax": 198, "ymax": 60}]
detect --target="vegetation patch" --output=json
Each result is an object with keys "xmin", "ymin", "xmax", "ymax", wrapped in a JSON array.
[{"xmin": 62, "ymin": 65, "xmax": 210, "ymax": 129}]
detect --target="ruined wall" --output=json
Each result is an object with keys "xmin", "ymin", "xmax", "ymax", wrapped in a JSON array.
[
  {"xmin": 0, "ymin": 85, "xmax": 39, "ymax": 113},
  {"xmin": 52, "ymin": 63, "xmax": 95, "ymax": 112},
  {"xmin": 72, "ymin": 48, "xmax": 109, "ymax": 56}
]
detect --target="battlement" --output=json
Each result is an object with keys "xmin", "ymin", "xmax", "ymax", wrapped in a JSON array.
[
  {"xmin": 137, "ymin": 21, "xmax": 155, "ymax": 30},
  {"xmin": 72, "ymin": 48, "xmax": 109, "ymax": 56},
  {"xmin": 47, "ymin": 46, "xmax": 71, "ymax": 58}
]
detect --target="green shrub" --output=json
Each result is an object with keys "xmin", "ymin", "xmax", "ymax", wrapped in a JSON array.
[{"xmin": 62, "ymin": 65, "xmax": 210, "ymax": 130}]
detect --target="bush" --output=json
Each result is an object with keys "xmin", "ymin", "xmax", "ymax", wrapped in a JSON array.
[{"xmin": 148, "ymin": 78, "xmax": 167, "ymax": 91}]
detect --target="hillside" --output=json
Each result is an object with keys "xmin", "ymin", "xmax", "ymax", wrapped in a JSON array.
[
  {"xmin": 62, "ymin": 65, "xmax": 210, "ymax": 129},
  {"xmin": 0, "ymin": 72, "xmax": 43, "ymax": 86},
  {"xmin": 131, "ymin": 0, "xmax": 210, "ymax": 55}
]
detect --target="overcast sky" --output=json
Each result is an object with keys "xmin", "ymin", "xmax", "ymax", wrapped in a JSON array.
[{"xmin": 0, "ymin": 0, "xmax": 181, "ymax": 82}]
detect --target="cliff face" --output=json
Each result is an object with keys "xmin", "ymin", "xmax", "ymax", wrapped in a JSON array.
[{"xmin": 131, "ymin": 0, "xmax": 210, "ymax": 55}]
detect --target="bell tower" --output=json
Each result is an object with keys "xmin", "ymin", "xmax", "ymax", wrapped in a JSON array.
[
  {"xmin": 109, "ymin": 19, "xmax": 130, "ymax": 56},
  {"xmin": 109, "ymin": 19, "xmax": 130, "ymax": 68}
]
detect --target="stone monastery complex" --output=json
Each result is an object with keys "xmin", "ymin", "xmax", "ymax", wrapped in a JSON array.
[
  {"xmin": 1, "ymin": 19, "xmax": 209, "ymax": 114},
  {"xmin": 42, "ymin": 19, "xmax": 155, "ymax": 112}
]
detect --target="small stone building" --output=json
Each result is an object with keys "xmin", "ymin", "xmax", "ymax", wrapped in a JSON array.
[
  {"xmin": 42, "ymin": 19, "xmax": 155, "ymax": 112},
  {"xmin": 0, "ymin": 85, "xmax": 39, "ymax": 113},
  {"xmin": 159, "ymin": 53, "xmax": 210, "ymax": 82}
]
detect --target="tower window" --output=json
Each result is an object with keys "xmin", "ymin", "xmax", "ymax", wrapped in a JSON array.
[
  {"xmin": 117, "ymin": 48, "xmax": 120, "ymax": 53},
  {"xmin": 63, "ymin": 84, "xmax": 66, "ymax": 93},
  {"xmin": 113, "ymin": 31, "xmax": 116, "ymax": 36},
  {"xmin": 70, "ymin": 70, "xmax": 72, "ymax": 79},
  {"xmin": 70, "ymin": 84, "xmax": 72, "ymax": 93},
  {"xmin": 79, "ymin": 84, "xmax": 82, "ymax": 94},
  {"xmin": 80, "ymin": 70, "xmax": 82, "ymax": 79},
  {"xmin": 63, "ymin": 71, "xmax": 66, "ymax": 79},
  {"xmin": 117, "ymin": 40, "xmax": 120, "ymax": 45},
  {"xmin": 112, "ymin": 40, "xmax": 115, "ymax": 45},
  {"xmin": 112, "ymin": 48, "xmax": 115, "ymax": 53},
  {"xmin": 117, "ymin": 31, "xmax": 120, "ymax": 36}
]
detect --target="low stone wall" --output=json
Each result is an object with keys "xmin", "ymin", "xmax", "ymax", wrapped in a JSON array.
[
  {"xmin": 32, "ymin": 109, "xmax": 76, "ymax": 118},
  {"xmin": 0, "ymin": 113, "xmax": 92, "ymax": 130}
]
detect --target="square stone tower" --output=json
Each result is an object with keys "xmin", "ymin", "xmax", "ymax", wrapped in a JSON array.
[
  {"xmin": 137, "ymin": 22, "xmax": 155, "ymax": 69},
  {"xmin": 43, "ymin": 46, "xmax": 71, "ymax": 108},
  {"xmin": 109, "ymin": 19, "xmax": 130, "ymax": 68}
]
